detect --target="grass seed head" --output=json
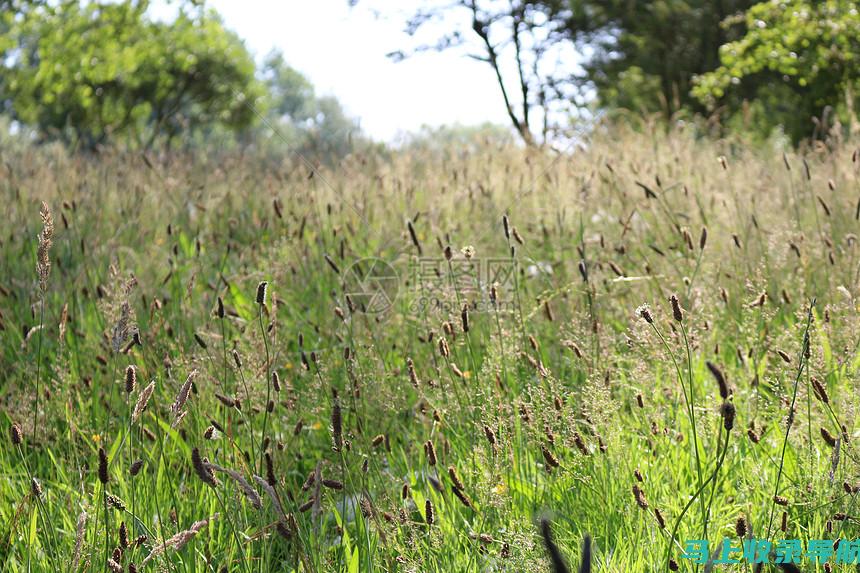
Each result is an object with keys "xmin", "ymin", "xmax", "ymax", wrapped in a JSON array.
[
  {"xmin": 821, "ymin": 427, "xmax": 837, "ymax": 447},
  {"xmin": 130, "ymin": 459, "xmax": 144, "ymax": 476},
  {"xmin": 331, "ymin": 401, "xmax": 343, "ymax": 452},
  {"xmin": 811, "ymin": 377, "xmax": 829, "ymax": 403},
  {"xmin": 10, "ymin": 423, "xmax": 22, "ymax": 445},
  {"xmin": 636, "ymin": 304, "xmax": 653, "ymax": 324},
  {"xmin": 125, "ymin": 365, "xmax": 137, "ymax": 394},
  {"xmin": 483, "ymin": 424, "xmax": 497, "ymax": 448},
  {"xmin": 191, "ymin": 448, "xmax": 217, "ymax": 487},
  {"xmin": 98, "ymin": 447, "xmax": 109, "ymax": 484},
  {"xmin": 31, "ymin": 476, "xmax": 42, "ymax": 498},
  {"xmin": 120, "ymin": 521, "xmax": 130, "ymax": 549},
  {"xmin": 322, "ymin": 478, "xmax": 344, "ymax": 490},
  {"xmin": 448, "ymin": 466, "xmax": 464, "ymax": 490},
  {"xmin": 736, "ymin": 515, "xmax": 747, "ymax": 537},
  {"xmin": 573, "ymin": 432, "xmax": 589, "ymax": 455},
  {"xmin": 541, "ymin": 445, "xmax": 560, "ymax": 469},
  {"xmin": 707, "ymin": 361, "xmax": 730, "ymax": 399},
  {"xmin": 37, "ymin": 201, "xmax": 54, "ymax": 292},
  {"xmin": 720, "ymin": 400, "xmax": 736, "ymax": 431},
  {"xmin": 425, "ymin": 440, "xmax": 438, "ymax": 466},
  {"xmin": 452, "ymin": 486, "xmax": 473, "ymax": 508},
  {"xmin": 539, "ymin": 518, "xmax": 570, "ymax": 573},
  {"xmin": 669, "ymin": 295, "xmax": 683, "ymax": 322},
  {"xmin": 632, "ymin": 484, "xmax": 648, "ymax": 509},
  {"xmin": 425, "ymin": 499, "xmax": 434, "ymax": 526},
  {"xmin": 255, "ymin": 281, "xmax": 268, "ymax": 306}
]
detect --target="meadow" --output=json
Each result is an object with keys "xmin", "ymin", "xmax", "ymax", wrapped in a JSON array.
[{"xmin": 1, "ymin": 124, "xmax": 859, "ymax": 572}]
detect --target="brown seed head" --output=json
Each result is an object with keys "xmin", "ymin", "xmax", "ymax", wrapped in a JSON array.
[
  {"xmin": 425, "ymin": 499, "xmax": 434, "ymax": 525},
  {"xmin": 636, "ymin": 304, "xmax": 653, "ymax": 324},
  {"xmin": 10, "ymin": 423, "xmax": 22, "ymax": 446},
  {"xmin": 747, "ymin": 428, "xmax": 760, "ymax": 443},
  {"xmin": 706, "ymin": 361, "xmax": 730, "ymax": 399},
  {"xmin": 129, "ymin": 459, "xmax": 144, "ymax": 477},
  {"xmin": 669, "ymin": 295, "xmax": 683, "ymax": 322},
  {"xmin": 98, "ymin": 447, "xmax": 110, "ymax": 484},
  {"xmin": 331, "ymin": 401, "xmax": 343, "ymax": 452},
  {"xmin": 483, "ymin": 424, "xmax": 497, "ymax": 447},
  {"xmin": 322, "ymin": 479, "xmax": 344, "ymax": 490},
  {"xmin": 119, "ymin": 521, "xmax": 130, "ymax": 549},
  {"xmin": 632, "ymin": 484, "xmax": 648, "ymax": 509},
  {"xmin": 424, "ymin": 440, "xmax": 438, "ymax": 466},
  {"xmin": 541, "ymin": 445, "xmax": 560, "ymax": 468},
  {"xmin": 256, "ymin": 281, "xmax": 268, "ymax": 305},
  {"xmin": 573, "ymin": 432, "xmax": 589, "ymax": 455},
  {"xmin": 735, "ymin": 515, "xmax": 747, "ymax": 538},
  {"xmin": 448, "ymin": 466, "xmax": 465, "ymax": 490},
  {"xmin": 811, "ymin": 377, "xmax": 829, "ymax": 404},
  {"xmin": 125, "ymin": 365, "xmax": 137, "ymax": 394},
  {"xmin": 191, "ymin": 447, "xmax": 216, "ymax": 486},
  {"xmin": 821, "ymin": 427, "xmax": 837, "ymax": 447},
  {"xmin": 31, "ymin": 477, "xmax": 43, "ymax": 498},
  {"xmin": 720, "ymin": 400, "xmax": 736, "ymax": 431},
  {"xmin": 452, "ymin": 486, "xmax": 473, "ymax": 508}
]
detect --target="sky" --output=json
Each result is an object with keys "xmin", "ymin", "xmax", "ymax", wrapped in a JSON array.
[{"xmin": 154, "ymin": 0, "xmax": 575, "ymax": 141}]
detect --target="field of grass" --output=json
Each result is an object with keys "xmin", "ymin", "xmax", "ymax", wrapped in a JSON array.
[{"xmin": 1, "ymin": 125, "xmax": 859, "ymax": 572}]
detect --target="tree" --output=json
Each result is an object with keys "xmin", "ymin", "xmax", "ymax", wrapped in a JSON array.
[
  {"xmin": 693, "ymin": 0, "xmax": 860, "ymax": 142},
  {"xmin": 557, "ymin": 0, "xmax": 755, "ymax": 118},
  {"xmin": 391, "ymin": 1, "xmax": 580, "ymax": 146},
  {"xmin": 260, "ymin": 50, "xmax": 361, "ymax": 158},
  {"xmin": 390, "ymin": 1, "xmax": 759, "ymax": 143},
  {"xmin": 1, "ymin": 0, "xmax": 263, "ymax": 149}
]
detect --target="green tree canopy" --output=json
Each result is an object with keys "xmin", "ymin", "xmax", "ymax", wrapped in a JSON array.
[
  {"xmin": 1, "ymin": 0, "xmax": 263, "ymax": 148},
  {"xmin": 559, "ymin": 0, "xmax": 755, "ymax": 117},
  {"xmin": 693, "ymin": 0, "xmax": 860, "ymax": 141},
  {"xmin": 260, "ymin": 50, "xmax": 361, "ymax": 158}
]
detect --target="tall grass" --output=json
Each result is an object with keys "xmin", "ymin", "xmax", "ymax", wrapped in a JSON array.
[{"xmin": 0, "ymin": 124, "xmax": 859, "ymax": 571}]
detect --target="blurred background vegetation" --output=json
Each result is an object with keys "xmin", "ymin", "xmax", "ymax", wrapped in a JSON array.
[{"xmin": 0, "ymin": 0, "xmax": 858, "ymax": 153}]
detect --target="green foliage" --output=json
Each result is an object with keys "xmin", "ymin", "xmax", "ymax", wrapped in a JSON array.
[
  {"xmin": 1, "ymin": 0, "xmax": 263, "ymax": 148},
  {"xmin": 261, "ymin": 50, "xmax": 317, "ymax": 122},
  {"xmin": 1, "ymin": 125, "xmax": 859, "ymax": 571},
  {"xmin": 693, "ymin": 0, "xmax": 860, "ymax": 141},
  {"xmin": 259, "ymin": 50, "xmax": 361, "ymax": 158},
  {"xmin": 557, "ymin": 0, "xmax": 755, "ymax": 117},
  {"xmin": 399, "ymin": 122, "xmax": 516, "ymax": 154}
]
